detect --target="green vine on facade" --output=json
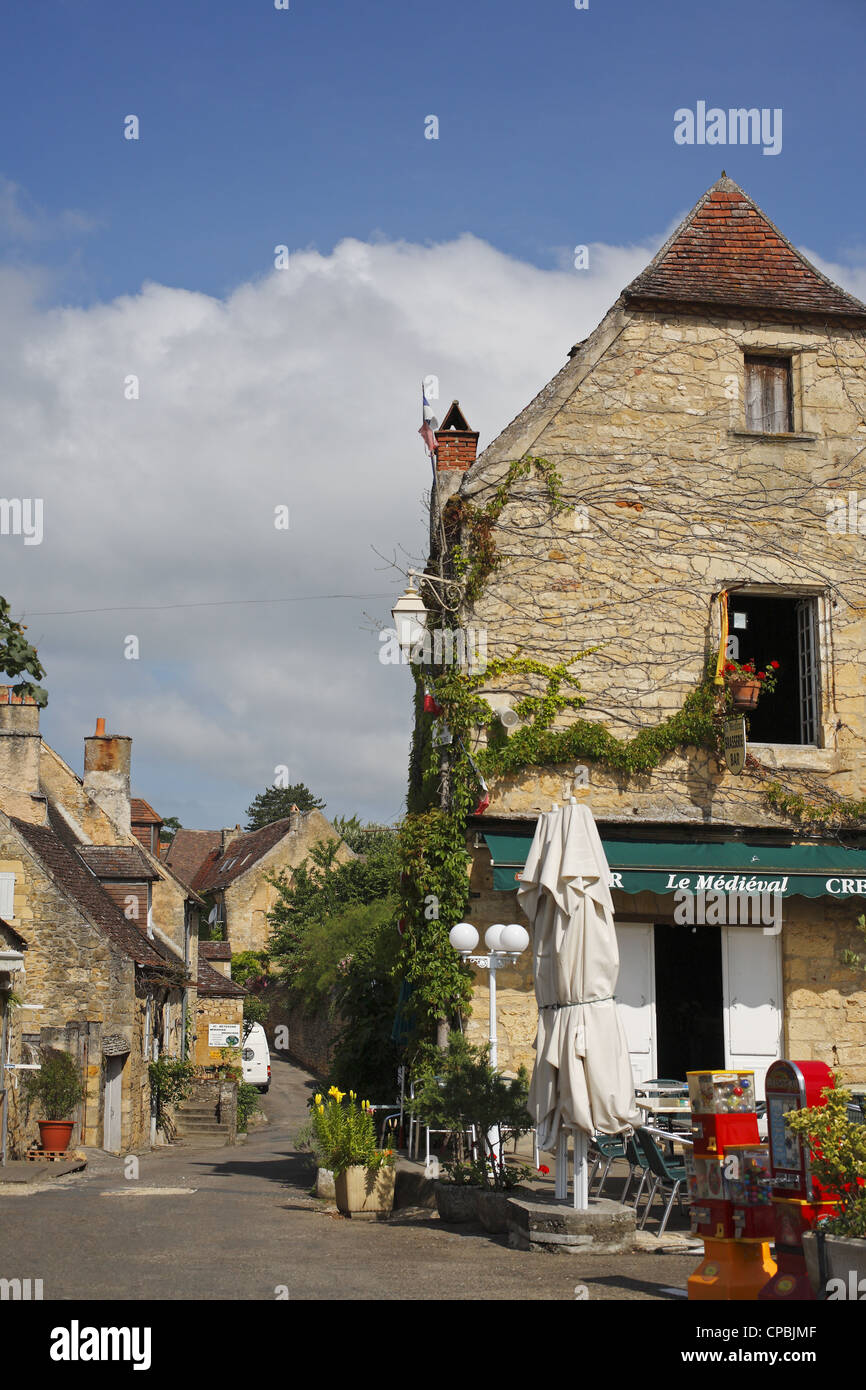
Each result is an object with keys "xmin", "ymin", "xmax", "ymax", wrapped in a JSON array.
[
  {"xmin": 445, "ymin": 456, "xmax": 569, "ymax": 605},
  {"xmin": 763, "ymin": 782, "xmax": 866, "ymax": 829}
]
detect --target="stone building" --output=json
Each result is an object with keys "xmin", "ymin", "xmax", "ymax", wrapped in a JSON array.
[
  {"xmin": 166, "ymin": 807, "xmax": 353, "ymax": 954},
  {"xmin": 0, "ymin": 695, "xmax": 203, "ymax": 1153},
  {"xmin": 418, "ymin": 176, "xmax": 866, "ymax": 1095}
]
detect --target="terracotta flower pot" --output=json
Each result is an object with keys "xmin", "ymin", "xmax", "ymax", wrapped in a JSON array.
[
  {"xmin": 37, "ymin": 1120, "xmax": 75, "ymax": 1153},
  {"xmin": 334, "ymin": 1163, "xmax": 396, "ymax": 1217},
  {"xmin": 434, "ymin": 1181, "xmax": 479, "ymax": 1223},
  {"xmin": 728, "ymin": 678, "xmax": 762, "ymax": 712}
]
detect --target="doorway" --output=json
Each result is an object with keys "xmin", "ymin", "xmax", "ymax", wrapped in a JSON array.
[
  {"xmin": 653, "ymin": 923, "xmax": 725, "ymax": 1078},
  {"xmin": 103, "ymin": 1054, "xmax": 125, "ymax": 1152}
]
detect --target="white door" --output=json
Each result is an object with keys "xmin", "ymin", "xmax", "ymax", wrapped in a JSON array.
[
  {"xmin": 614, "ymin": 923, "xmax": 657, "ymax": 1085},
  {"xmin": 103, "ymin": 1055, "xmax": 124, "ymax": 1152},
  {"xmin": 722, "ymin": 926, "xmax": 783, "ymax": 1106}
]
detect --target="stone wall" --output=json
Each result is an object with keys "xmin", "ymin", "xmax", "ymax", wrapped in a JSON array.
[
  {"xmin": 193, "ymin": 993, "xmax": 244, "ymax": 1067},
  {"xmin": 265, "ymin": 988, "xmax": 337, "ymax": 1080},
  {"xmin": 446, "ymin": 301, "xmax": 866, "ymax": 1084}
]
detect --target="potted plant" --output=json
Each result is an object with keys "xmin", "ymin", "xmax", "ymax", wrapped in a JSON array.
[
  {"xmin": 23, "ymin": 1048, "xmax": 85, "ymax": 1153},
  {"xmin": 411, "ymin": 1034, "xmax": 534, "ymax": 1232},
  {"xmin": 299, "ymin": 1086, "xmax": 396, "ymax": 1216},
  {"xmin": 785, "ymin": 1080, "xmax": 866, "ymax": 1298},
  {"xmin": 723, "ymin": 657, "xmax": 780, "ymax": 712}
]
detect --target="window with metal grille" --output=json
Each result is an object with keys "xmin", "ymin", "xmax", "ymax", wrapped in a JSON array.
[
  {"xmin": 744, "ymin": 355, "xmax": 793, "ymax": 433},
  {"xmin": 727, "ymin": 594, "xmax": 820, "ymax": 745}
]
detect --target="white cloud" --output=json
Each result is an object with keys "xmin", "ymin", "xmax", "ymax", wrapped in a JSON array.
[{"xmin": 13, "ymin": 220, "xmax": 860, "ymax": 826}]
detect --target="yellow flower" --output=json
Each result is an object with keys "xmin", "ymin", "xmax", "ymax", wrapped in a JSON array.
[
  {"xmin": 314, "ymin": 1094, "xmax": 322, "ymax": 1105},
  {"xmin": 349, "ymin": 1090, "xmax": 356, "ymax": 1100},
  {"xmin": 328, "ymin": 1085, "xmax": 340, "ymax": 1099}
]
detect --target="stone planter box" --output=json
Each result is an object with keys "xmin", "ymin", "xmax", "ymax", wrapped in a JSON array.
[
  {"xmin": 334, "ymin": 1164, "xmax": 396, "ymax": 1218},
  {"xmin": 315, "ymin": 1167, "xmax": 335, "ymax": 1201},
  {"xmin": 474, "ymin": 1187, "xmax": 514, "ymax": 1234},
  {"xmin": 803, "ymin": 1230, "xmax": 866, "ymax": 1299},
  {"xmin": 434, "ymin": 1182, "xmax": 478, "ymax": 1223}
]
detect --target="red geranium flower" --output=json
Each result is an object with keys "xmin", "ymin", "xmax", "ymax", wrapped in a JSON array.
[
  {"xmin": 770, "ymin": 661, "xmax": 780, "ymax": 669},
  {"xmin": 538, "ymin": 1164, "xmax": 550, "ymax": 1175}
]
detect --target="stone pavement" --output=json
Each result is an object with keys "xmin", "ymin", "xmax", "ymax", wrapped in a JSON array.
[{"xmin": 0, "ymin": 1054, "xmax": 698, "ymax": 1301}]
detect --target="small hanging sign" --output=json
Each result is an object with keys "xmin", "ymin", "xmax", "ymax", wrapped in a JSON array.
[{"xmin": 724, "ymin": 717, "xmax": 747, "ymax": 776}]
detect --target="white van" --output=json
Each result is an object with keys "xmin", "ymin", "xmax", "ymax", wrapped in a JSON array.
[{"xmin": 241, "ymin": 1023, "xmax": 271, "ymax": 1092}]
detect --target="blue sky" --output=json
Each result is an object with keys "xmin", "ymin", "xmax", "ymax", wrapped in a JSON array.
[
  {"xmin": 2, "ymin": 0, "xmax": 864, "ymax": 305},
  {"xmin": 2, "ymin": 0, "xmax": 865, "ymax": 829}
]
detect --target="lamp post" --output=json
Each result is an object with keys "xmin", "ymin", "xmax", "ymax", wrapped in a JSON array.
[
  {"xmin": 447, "ymin": 922, "xmax": 530, "ymax": 1070},
  {"xmin": 448, "ymin": 922, "xmax": 530, "ymax": 1162}
]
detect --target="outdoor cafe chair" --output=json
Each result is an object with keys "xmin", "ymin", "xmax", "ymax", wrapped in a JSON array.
[
  {"xmin": 588, "ymin": 1133, "xmax": 629, "ymax": 1200},
  {"xmin": 634, "ymin": 1126, "xmax": 690, "ymax": 1238},
  {"xmin": 621, "ymin": 1132, "xmax": 651, "ymax": 1208}
]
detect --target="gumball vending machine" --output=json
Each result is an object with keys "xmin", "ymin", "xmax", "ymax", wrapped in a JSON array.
[
  {"xmin": 759, "ymin": 1059, "xmax": 838, "ymax": 1302},
  {"xmin": 686, "ymin": 1071, "xmax": 777, "ymax": 1301}
]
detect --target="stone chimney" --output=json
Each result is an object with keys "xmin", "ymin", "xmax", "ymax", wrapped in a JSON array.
[
  {"xmin": 288, "ymin": 804, "xmax": 301, "ymax": 835},
  {"xmin": 220, "ymin": 825, "xmax": 242, "ymax": 851},
  {"xmin": 0, "ymin": 688, "xmax": 45, "ymax": 823},
  {"xmin": 83, "ymin": 717, "xmax": 132, "ymax": 836},
  {"xmin": 434, "ymin": 401, "xmax": 479, "ymax": 473}
]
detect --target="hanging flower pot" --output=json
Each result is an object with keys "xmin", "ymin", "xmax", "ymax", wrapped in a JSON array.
[
  {"xmin": 728, "ymin": 677, "xmax": 762, "ymax": 712},
  {"xmin": 723, "ymin": 659, "xmax": 780, "ymax": 712}
]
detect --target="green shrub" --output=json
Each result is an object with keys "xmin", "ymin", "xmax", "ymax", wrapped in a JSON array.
[
  {"xmin": 786, "ymin": 1081, "xmax": 866, "ymax": 1238},
  {"xmin": 297, "ymin": 1086, "xmax": 394, "ymax": 1175},
  {"xmin": 236, "ymin": 1081, "xmax": 261, "ymax": 1133},
  {"xmin": 23, "ymin": 1049, "xmax": 84, "ymax": 1120}
]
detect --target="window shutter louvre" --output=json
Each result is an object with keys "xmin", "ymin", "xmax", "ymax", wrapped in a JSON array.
[{"xmin": 0, "ymin": 872, "xmax": 15, "ymax": 919}]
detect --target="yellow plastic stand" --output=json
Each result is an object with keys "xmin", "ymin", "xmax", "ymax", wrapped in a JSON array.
[{"xmin": 688, "ymin": 1238, "xmax": 777, "ymax": 1301}]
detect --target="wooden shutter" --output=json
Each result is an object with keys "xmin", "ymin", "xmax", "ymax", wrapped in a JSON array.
[
  {"xmin": 745, "ymin": 356, "xmax": 792, "ymax": 432},
  {"xmin": 0, "ymin": 872, "xmax": 15, "ymax": 918}
]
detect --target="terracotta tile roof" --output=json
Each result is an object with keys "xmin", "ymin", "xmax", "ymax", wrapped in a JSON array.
[
  {"xmin": 164, "ymin": 829, "xmax": 222, "ymax": 887},
  {"xmin": 130, "ymin": 798, "xmax": 162, "ymax": 824},
  {"xmin": 77, "ymin": 844, "xmax": 160, "ymax": 881},
  {"xmin": 197, "ymin": 953, "xmax": 245, "ymax": 998},
  {"xmin": 199, "ymin": 940, "xmax": 232, "ymax": 961},
  {"xmin": 624, "ymin": 176, "xmax": 866, "ymax": 322},
  {"xmin": 12, "ymin": 817, "xmax": 183, "ymax": 971},
  {"xmin": 190, "ymin": 819, "xmax": 296, "ymax": 894}
]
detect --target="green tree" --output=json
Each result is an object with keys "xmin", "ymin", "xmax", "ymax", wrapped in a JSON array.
[
  {"xmin": 245, "ymin": 782, "xmax": 325, "ymax": 830},
  {"xmin": 159, "ymin": 815, "xmax": 182, "ymax": 846},
  {"xmin": 0, "ymin": 596, "xmax": 47, "ymax": 706}
]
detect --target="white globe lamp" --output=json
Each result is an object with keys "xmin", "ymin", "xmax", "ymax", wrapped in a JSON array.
[
  {"xmin": 449, "ymin": 922, "xmax": 479, "ymax": 954},
  {"xmin": 500, "ymin": 923, "xmax": 529, "ymax": 954},
  {"xmin": 484, "ymin": 923, "xmax": 508, "ymax": 953}
]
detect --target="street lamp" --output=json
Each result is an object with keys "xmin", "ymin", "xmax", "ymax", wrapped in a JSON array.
[
  {"xmin": 390, "ymin": 577, "xmax": 428, "ymax": 659},
  {"xmin": 447, "ymin": 921, "xmax": 529, "ymax": 1070}
]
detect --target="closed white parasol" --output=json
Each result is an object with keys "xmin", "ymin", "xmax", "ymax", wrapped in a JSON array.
[{"xmin": 517, "ymin": 802, "xmax": 639, "ymax": 1205}]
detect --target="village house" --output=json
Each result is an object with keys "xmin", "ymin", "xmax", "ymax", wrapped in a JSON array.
[
  {"xmin": 165, "ymin": 806, "xmax": 353, "ymax": 955},
  {"xmin": 419, "ymin": 175, "xmax": 866, "ymax": 1100},
  {"xmin": 0, "ymin": 695, "xmax": 205, "ymax": 1154}
]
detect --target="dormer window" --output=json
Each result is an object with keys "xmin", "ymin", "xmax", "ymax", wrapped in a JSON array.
[{"xmin": 744, "ymin": 355, "xmax": 793, "ymax": 433}]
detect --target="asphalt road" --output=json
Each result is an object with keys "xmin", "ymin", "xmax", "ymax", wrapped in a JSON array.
[{"xmin": 0, "ymin": 1054, "xmax": 694, "ymax": 1301}]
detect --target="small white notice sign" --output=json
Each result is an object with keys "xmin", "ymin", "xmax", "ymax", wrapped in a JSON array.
[{"xmin": 208, "ymin": 1024, "xmax": 241, "ymax": 1048}]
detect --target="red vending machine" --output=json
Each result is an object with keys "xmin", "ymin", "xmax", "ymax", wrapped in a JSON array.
[{"xmin": 759, "ymin": 1059, "xmax": 838, "ymax": 1301}]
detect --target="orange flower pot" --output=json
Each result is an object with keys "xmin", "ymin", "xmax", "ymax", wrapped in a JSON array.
[
  {"xmin": 728, "ymin": 678, "xmax": 761, "ymax": 712},
  {"xmin": 37, "ymin": 1120, "xmax": 75, "ymax": 1152}
]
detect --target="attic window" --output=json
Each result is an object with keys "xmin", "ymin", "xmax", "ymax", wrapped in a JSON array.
[{"xmin": 744, "ymin": 355, "xmax": 793, "ymax": 433}]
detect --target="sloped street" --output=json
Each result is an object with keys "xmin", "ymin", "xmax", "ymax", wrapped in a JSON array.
[{"xmin": 0, "ymin": 1054, "xmax": 693, "ymax": 1302}]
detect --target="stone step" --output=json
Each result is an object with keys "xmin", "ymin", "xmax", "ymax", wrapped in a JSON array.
[{"xmin": 173, "ymin": 1117, "xmax": 230, "ymax": 1128}]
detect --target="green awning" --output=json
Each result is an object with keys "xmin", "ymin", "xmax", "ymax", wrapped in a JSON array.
[{"xmin": 483, "ymin": 832, "xmax": 866, "ymax": 899}]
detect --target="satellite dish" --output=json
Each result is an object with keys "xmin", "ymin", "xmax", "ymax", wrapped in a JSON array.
[
  {"xmin": 207, "ymin": 907, "xmax": 218, "ymax": 924},
  {"xmin": 500, "ymin": 708, "xmax": 520, "ymax": 730}
]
